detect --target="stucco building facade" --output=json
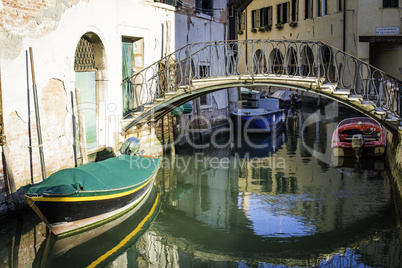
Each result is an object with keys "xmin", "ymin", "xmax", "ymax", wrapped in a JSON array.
[
  {"xmin": 235, "ymin": 0, "xmax": 402, "ymax": 80},
  {"xmin": 0, "ymin": 0, "xmax": 235, "ymax": 197}
]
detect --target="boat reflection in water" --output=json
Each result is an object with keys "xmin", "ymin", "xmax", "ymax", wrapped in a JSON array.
[
  {"xmin": 147, "ymin": 134, "xmax": 398, "ymax": 266},
  {"xmin": 332, "ymin": 154, "xmax": 385, "ymax": 178},
  {"xmin": 232, "ymin": 129, "xmax": 286, "ymax": 158},
  {"xmin": 33, "ymin": 186, "xmax": 160, "ymax": 268}
]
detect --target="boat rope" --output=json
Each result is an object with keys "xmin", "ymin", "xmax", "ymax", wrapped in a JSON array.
[{"xmin": 28, "ymin": 194, "xmax": 40, "ymax": 207}]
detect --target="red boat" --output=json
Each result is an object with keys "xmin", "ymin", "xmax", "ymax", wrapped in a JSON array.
[{"xmin": 332, "ymin": 117, "xmax": 386, "ymax": 158}]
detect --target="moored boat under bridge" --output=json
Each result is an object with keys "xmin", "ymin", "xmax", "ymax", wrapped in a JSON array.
[{"xmin": 120, "ymin": 40, "xmax": 402, "ymax": 136}]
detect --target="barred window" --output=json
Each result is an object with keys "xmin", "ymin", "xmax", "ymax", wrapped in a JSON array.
[
  {"xmin": 74, "ymin": 37, "xmax": 95, "ymax": 72},
  {"xmin": 383, "ymin": 0, "xmax": 398, "ymax": 8}
]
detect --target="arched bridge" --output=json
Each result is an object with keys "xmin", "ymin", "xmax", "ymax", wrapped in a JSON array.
[{"xmin": 121, "ymin": 40, "xmax": 402, "ymax": 135}]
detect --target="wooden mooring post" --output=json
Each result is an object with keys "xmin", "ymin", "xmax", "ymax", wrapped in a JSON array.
[
  {"xmin": 29, "ymin": 47, "xmax": 47, "ymax": 180},
  {"xmin": 75, "ymin": 88, "xmax": 88, "ymax": 165}
]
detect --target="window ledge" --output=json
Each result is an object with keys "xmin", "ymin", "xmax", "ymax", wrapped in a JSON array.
[
  {"xmin": 153, "ymin": 2, "xmax": 176, "ymax": 11},
  {"xmin": 200, "ymin": 104, "xmax": 213, "ymax": 110},
  {"xmin": 196, "ymin": 12, "xmax": 213, "ymax": 20}
]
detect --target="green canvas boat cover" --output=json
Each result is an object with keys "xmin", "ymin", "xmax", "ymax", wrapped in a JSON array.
[{"xmin": 24, "ymin": 155, "xmax": 161, "ymax": 197}]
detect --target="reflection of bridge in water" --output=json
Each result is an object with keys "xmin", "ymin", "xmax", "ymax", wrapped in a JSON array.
[
  {"xmin": 121, "ymin": 40, "xmax": 402, "ymax": 135},
  {"xmin": 139, "ymin": 148, "xmax": 399, "ymax": 267}
]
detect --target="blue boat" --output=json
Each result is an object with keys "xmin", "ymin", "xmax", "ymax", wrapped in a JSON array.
[{"xmin": 232, "ymin": 89, "xmax": 286, "ymax": 133}]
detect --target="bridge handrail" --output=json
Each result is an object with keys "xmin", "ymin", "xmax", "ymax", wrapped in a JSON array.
[{"xmin": 122, "ymin": 39, "xmax": 402, "ymax": 120}]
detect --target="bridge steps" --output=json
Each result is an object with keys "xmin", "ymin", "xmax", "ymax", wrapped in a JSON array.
[
  {"xmin": 385, "ymin": 114, "xmax": 401, "ymax": 124},
  {"xmin": 361, "ymin": 100, "xmax": 376, "ymax": 106},
  {"xmin": 332, "ymin": 89, "xmax": 350, "ymax": 96},
  {"xmin": 165, "ymin": 91, "xmax": 180, "ymax": 96},
  {"xmin": 347, "ymin": 95, "xmax": 363, "ymax": 102},
  {"xmin": 374, "ymin": 107, "xmax": 387, "ymax": 116},
  {"xmin": 319, "ymin": 83, "xmax": 337, "ymax": 93}
]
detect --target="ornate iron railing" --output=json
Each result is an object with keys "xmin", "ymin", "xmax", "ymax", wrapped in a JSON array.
[{"xmin": 122, "ymin": 40, "xmax": 401, "ymax": 119}]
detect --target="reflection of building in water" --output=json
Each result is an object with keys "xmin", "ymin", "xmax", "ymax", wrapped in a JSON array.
[
  {"xmin": 136, "ymin": 155, "xmax": 396, "ymax": 266},
  {"xmin": 237, "ymin": 140, "xmax": 390, "ymax": 235},
  {"xmin": 135, "ymin": 231, "xmax": 180, "ymax": 268},
  {"xmin": 132, "ymin": 226, "xmax": 402, "ymax": 267},
  {"xmin": 162, "ymin": 155, "xmax": 234, "ymax": 231},
  {"xmin": 236, "ymin": 107, "xmax": 391, "ymax": 236}
]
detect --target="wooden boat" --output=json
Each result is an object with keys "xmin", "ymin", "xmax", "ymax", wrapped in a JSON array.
[
  {"xmin": 24, "ymin": 154, "xmax": 161, "ymax": 236},
  {"xmin": 331, "ymin": 117, "xmax": 386, "ymax": 158},
  {"xmin": 232, "ymin": 89, "xmax": 286, "ymax": 133},
  {"xmin": 33, "ymin": 186, "xmax": 160, "ymax": 267}
]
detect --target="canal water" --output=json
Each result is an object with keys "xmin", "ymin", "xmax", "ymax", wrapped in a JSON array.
[{"xmin": 1, "ymin": 104, "xmax": 401, "ymax": 267}]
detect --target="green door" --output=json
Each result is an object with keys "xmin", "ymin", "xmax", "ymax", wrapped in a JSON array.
[
  {"xmin": 75, "ymin": 71, "xmax": 97, "ymax": 150},
  {"xmin": 122, "ymin": 40, "xmax": 134, "ymax": 116}
]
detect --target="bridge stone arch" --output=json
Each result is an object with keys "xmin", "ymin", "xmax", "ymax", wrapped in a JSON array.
[
  {"xmin": 122, "ymin": 80, "xmax": 396, "ymax": 135},
  {"xmin": 121, "ymin": 40, "xmax": 402, "ymax": 135}
]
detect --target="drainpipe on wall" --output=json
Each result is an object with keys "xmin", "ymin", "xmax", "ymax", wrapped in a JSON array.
[
  {"xmin": 161, "ymin": 23, "xmax": 164, "ymax": 59},
  {"xmin": 343, "ymin": 0, "xmax": 346, "ymax": 52},
  {"xmin": 245, "ymin": 7, "xmax": 248, "ymax": 66}
]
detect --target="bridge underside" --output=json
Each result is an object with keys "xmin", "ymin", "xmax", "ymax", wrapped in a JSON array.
[{"xmin": 122, "ymin": 75, "xmax": 401, "ymax": 135}]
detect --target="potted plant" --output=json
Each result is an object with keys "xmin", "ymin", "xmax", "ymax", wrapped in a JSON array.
[
  {"xmin": 289, "ymin": 21, "xmax": 298, "ymax": 27},
  {"xmin": 275, "ymin": 22, "xmax": 283, "ymax": 29},
  {"xmin": 258, "ymin": 26, "xmax": 265, "ymax": 32},
  {"xmin": 238, "ymin": 29, "xmax": 244, "ymax": 35},
  {"xmin": 264, "ymin": 24, "xmax": 272, "ymax": 31},
  {"xmin": 251, "ymin": 28, "xmax": 257, "ymax": 33}
]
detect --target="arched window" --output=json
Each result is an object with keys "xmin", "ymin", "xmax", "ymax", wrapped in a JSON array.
[
  {"xmin": 286, "ymin": 47, "xmax": 298, "ymax": 76},
  {"xmin": 269, "ymin": 48, "xmax": 284, "ymax": 75},
  {"xmin": 300, "ymin": 46, "xmax": 314, "ymax": 77},
  {"xmin": 253, "ymin": 49, "xmax": 267, "ymax": 74}
]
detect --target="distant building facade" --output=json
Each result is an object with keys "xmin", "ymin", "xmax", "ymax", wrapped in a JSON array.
[{"xmin": 234, "ymin": 0, "xmax": 402, "ymax": 80}]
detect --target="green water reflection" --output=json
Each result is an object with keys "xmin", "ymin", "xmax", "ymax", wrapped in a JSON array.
[{"xmin": 0, "ymin": 106, "xmax": 401, "ymax": 267}]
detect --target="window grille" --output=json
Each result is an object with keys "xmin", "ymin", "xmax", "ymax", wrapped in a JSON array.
[{"xmin": 74, "ymin": 37, "xmax": 95, "ymax": 72}]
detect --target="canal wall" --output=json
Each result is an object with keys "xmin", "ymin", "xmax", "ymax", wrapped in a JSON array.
[
  {"xmin": 0, "ymin": 117, "xmax": 165, "ymax": 215},
  {"xmin": 386, "ymin": 129, "xmax": 402, "ymax": 208}
]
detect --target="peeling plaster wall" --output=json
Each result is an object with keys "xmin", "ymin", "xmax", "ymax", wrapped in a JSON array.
[
  {"xmin": 0, "ymin": 0, "xmax": 177, "ymax": 191},
  {"xmin": 0, "ymin": 0, "xmax": 80, "ymax": 61},
  {"xmin": 173, "ymin": 0, "xmax": 235, "ymax": 132},
  {"xmin": 0, "ymin": 0, "xmax": 234, "ymax": 205}
]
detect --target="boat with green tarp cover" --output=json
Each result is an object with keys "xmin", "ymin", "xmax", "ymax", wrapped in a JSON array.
[{"xmin": 24, "ymin": 154, "xmax": 161, "ymax": 236}]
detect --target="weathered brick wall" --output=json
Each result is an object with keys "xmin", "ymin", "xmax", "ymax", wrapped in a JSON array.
[
  {"xmin": 0, "ymin": 0, "xmax": 79, "ymax": 60},
  {"xmin": 0, "ymin": 0, "xmax": 81, "ymax": 198},
  {"xmin": 4, "ymin": 79, "xmax": 74, "ymax": 188}
]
